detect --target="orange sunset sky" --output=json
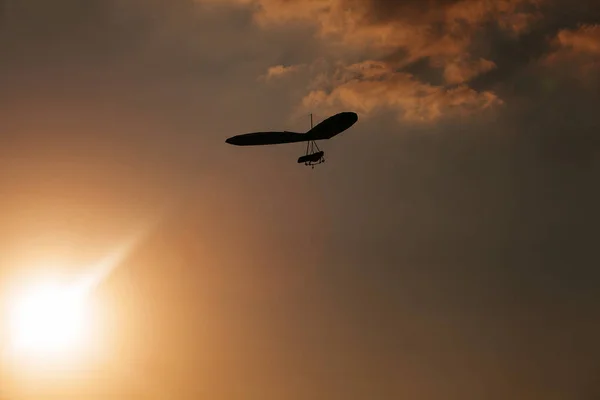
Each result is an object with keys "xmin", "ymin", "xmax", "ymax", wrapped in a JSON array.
[{"xmin": 0, "ymin": 1, "xmax": 599, "ymax": 399}]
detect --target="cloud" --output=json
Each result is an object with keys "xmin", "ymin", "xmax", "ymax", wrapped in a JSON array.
[
  {"xmin": 442, "ymin": 56, "xmax": 498, "ymax": 84},
  {"xmin": 556, "ymin": 24, "xmax": 600, "ymax": 54},
  {"xmin": 297, "ymin": 60, "xmax": 502, "ymax": 122},
  {"xmin": 260, "ymin": 64, "xmax": 306, "ymax": 81},
  {"xmin": 241, "ymin": 0, "xmax": 543, "ymax": 68},
  {"xmin": 541, "ymin": 24, "xmax": 600, "ymax": 77},
  {"xmin": 204, "ymin": 0, "xmax": 546, "ymax": 122}
]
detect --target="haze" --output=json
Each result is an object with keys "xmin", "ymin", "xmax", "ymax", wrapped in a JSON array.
[{"xmin": 0, "ymin": 1, "xmax": 599, "ymax": 399}]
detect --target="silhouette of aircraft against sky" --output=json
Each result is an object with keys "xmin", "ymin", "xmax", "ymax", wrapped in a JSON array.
[{"xmin": 225, "ymin": 111, "xmax": 358, "ymax": 168}]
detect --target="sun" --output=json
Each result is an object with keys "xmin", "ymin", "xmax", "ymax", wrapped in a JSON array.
[
  {"xmin": 2, "ymin": 230, "xmax": 149, "ymax": 373},
  {"xmin": 7, "ymin": 279, "xmax": 91, "ymax": 360}
]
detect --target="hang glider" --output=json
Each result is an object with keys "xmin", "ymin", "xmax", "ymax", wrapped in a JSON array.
[{"xmin": 225, "ymin": 111, "xmax": 358, "ymax": 168}]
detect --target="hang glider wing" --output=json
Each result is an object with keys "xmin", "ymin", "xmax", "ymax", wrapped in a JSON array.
[
  {"xmin": 225, "ymin": 131, "xmax": 307, "ymax": 146},
  {"xmin": 225, "ymin": 111, "xmax": 359, "ymax": 148}
]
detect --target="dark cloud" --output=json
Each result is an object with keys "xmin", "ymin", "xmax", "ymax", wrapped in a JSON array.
[{"xmin": 361, "ymin": 0, "xmax": 463, "ymax": 24}]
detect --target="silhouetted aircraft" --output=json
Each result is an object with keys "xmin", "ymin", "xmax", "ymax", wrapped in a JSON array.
[{"xmin": 225, "ymin": 111, "xmax": 358, "ymax": 168}]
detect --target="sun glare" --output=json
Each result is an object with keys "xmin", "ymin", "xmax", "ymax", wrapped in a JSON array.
[
  {"xmin": 7, "ymin": 280, "xmax": 91, "ymax": 359},
  {"xmin": 2, "ymin": 230, "xmax": 150, "ymax": 376}
]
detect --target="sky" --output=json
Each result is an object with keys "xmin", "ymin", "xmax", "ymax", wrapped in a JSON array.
[{"xmin": 0, "ymin": 0, "xmax": 599, "ymax": 399}]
